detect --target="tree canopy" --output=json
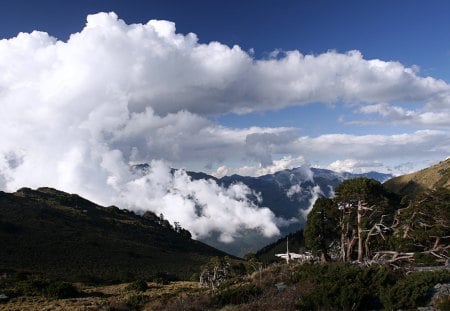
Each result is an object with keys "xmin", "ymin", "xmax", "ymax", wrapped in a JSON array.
[
  {"xmin": 392, "ymin": 187, "xmax": 450, "ymax": 262},
  {"xmin": 304, "ymin": 197, "xmax": 339, "ymax": 262},
  {"xmin": 305, "ymin": 178, "xmax": 449, "ymax": 265}
]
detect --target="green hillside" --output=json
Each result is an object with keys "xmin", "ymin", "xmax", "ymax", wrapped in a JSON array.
[
  {"xmin": 384, "ymin": 158, "xmax": 450, "ymax": 198},
  {"xmin": 0, "ymin": 187, "xmax": 231, "ymax": 283}
]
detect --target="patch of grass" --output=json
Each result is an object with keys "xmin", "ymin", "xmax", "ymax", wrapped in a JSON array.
[
  {"xmin": 436, "ymin": 295, "xmax": 450, "ymax": 311},
  {"xmin": 16, "ymin": 278, "xmax": 81, "ymax": 299},
  {"xmin": 125, "ymin": 280, "xmax": 148, "ymax": 292},
  {"xmin": 127, "ymin": 293, "xmax": 149, "ymax": 309},
  {"xmin": 214, "ymin": 283, "xmax": 262, "ymax": 306}
]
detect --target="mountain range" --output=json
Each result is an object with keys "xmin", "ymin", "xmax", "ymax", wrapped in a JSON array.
[
  {"xmin": 0, "ymin": 160, "xmax": 448, "ymax": 283},
  {"xmin": 255, "ymin": 159, "xmax": 450, "ymax": 261},
  {"xmin": 183, "ymin": 166, "xmax": 392, "ymax": 255}
]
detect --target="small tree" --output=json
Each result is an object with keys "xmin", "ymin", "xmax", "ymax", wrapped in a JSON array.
[
  {"xmin": 304, "ymin": 197, "xmax": 339, "ymax": 262},
  {"xmin": 393, "ymin": 188, "xmax": 450, "ymax": 262},
  {"xmin": 335, "ymin": 178, "xmax": 397, "ymax": 262},
  {"xmin": 199, "ymin": 257, "xmax": 232, "ymax": 290}
]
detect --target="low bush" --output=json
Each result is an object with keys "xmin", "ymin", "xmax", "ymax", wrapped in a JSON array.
[
  {"xmin": 17, "ymin": 278, "xmax": 49, "ymax": 296},
  {"xmin": 16, "ymin": 278, "xmax": 80, "ymax": 299},
  {"xmin": 380, "ymin": 270, "xmax": 450, "ymax": 310},
  {"xmin": 294, "ymin": 263, "xmax": 397, "ymax": 310},
  {"xmin": 152, "ymin": 272, "xmax": 178, "ymax": 285},
  {"xmin": 125, "ymin": 279, "xmax": 148, "ymax": 292},
  {"xmin": 44, "ymin": 281, "xmax": 80, "ymax": 299},
  {"xmin": 214, "ymin": 283, "xmax": 262, "ymax": 306},
  {"xmin": 149, "ymin": 293, "xmax": 212, "ymax": 311},
  {"xmin": 127, "ymin": 293, "xmax": 149, "ymax": 309},
  {"xmin": 414, "ymin": 252, "xmax": 441, "ymax": 266}
]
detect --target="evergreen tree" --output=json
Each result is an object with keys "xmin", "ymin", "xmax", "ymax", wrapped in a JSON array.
[
  {"xmin": 335, "ymin": 178, "xmax": 398, "ymax": 262},
  {"xmin": 393, "ymin": 188, "xmax": 450, "ymax": 259},
  {"xmin": 304, "ymin": 197, "xmax": 339, "ymax": 262}
]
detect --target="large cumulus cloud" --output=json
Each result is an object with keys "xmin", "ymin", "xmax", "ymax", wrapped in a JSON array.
[{"xmin": 2, "ymin": 12, "xmax": 449, "ymax": 118}]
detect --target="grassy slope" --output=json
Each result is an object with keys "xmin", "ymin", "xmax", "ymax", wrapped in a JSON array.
[
  {"xmin": 0, "ymin": 187, "xmax": 230, "ymax": 283},
  {"xmin": 0, "ymin": 281, "xmax": 206, "ymax": 311},
  {"xmin": 384, "ymin": 158, "xmax": 450, "ymax": 198}
]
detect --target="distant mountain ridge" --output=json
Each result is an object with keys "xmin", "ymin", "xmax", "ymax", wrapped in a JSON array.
[
  {"xmin": 130, "ymin": 163, "xmax": 392, "ymax": 255},
  {"xmin": 188, "ymin": 167, "xmax": 393, "ymax": 219},
  {"xmin": 255, "ymin": 159, "xmax": 450, "ymax": 269},
  {"xmin": 175, "ymin": 166, "xmax": 392, "ymax": 255},
  {"xmin": 384, "ymin": 158, "xmax": 450, "ymax": 198},
  {"xmin": 0, "ymin": 187, "xmax": 230, "ymax": 283}
]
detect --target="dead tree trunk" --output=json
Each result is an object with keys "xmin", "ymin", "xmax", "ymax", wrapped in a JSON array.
[
  {"xmin": 357, "ymin": 200, "xmax": 364, "ymax": 262},
  {"xmin": 346, "ymin": 235, "xmax": 357, "ymax": 262}
]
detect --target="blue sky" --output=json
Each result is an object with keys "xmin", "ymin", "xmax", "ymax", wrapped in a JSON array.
[
  {"xmin": 0, "ymin": 0, "xmax": 449, "ymax": 180},
  {"xmin": 2, "ymin": 0, "xmax": 450, "ymax": 78}
]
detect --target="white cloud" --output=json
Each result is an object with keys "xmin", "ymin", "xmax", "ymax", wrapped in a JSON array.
[
  {"xmin": 286, "ymin": 184, "xmax": 302, "ymax": 198},
  {"xmin": 240, "ymin": 130, "xmax": 450, "ymax": 165},
  {"xmin": 231, "ymin": 130, "xmax": 449, "ymax": 176},
  {"xmin": 212, "ymin": 155, "xmax": 306, "ymax": 177},
  {"xmin": 328, "ymin": 159, "xmax": 384, "ymax": 173},
  {"xmin": 0, "ymin": 12, "xmax": 449, "ymax": 243},
  {"xmin": 214, "ymin": 139, "xmax": 448, "ymax": 178},
  {"xmin": 300, "ymin": 185, "xmax": 323, "ymax": 219},
  {"xmin": 2, "ymin": 12, "xmax": 449, "ymax": 119},
  {"xmin": 119, "ymin": 161, "xmax": 281, "ymax": 243},
  {"xmin": 356, "ymin": 103, "xmax": 450, "ymax": 127}
]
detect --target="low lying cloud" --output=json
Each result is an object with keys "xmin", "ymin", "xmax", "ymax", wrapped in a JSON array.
[
  {"xmin": 226, "ymin": 130, "xmax": 449, "ymax": 178},
  {"xmin": 327, "ymin": 159, "xmax": 385, "ymax": 173},
  {"xmin": 212, "ymin": 155, "xmax": 306, "ymax": 178},
  {"xmin": 236, "ymin": 130, "xmax": 450, "ymax": 172},
  {"xmin": 300, "ymin": 185, "xmax": 323, "ymax": 220},
  {"xmin": 286, "ymin": 184, "xmax": 302, "ymax": 198},
  {"xmin": 119, "ymin": 161, "xmax": 281, "ymax": 242}
]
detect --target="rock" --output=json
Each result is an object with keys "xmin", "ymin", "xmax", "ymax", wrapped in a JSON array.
[
  {"xmin": 275, "ymin": 282, "xmax": 287, "ymax": 291},
  {"xmin": 425, "ymin": 283, "xmax": 450, "ymax": 308}
]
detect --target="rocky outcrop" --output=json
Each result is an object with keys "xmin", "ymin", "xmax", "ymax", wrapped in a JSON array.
[{"xmin": 418, "ymin": 283, "xmax": 450, "ymax": 311}]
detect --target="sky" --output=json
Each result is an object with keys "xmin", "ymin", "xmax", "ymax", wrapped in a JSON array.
[{"xmin": 0, "ymin": 0, "xmax": 449, "ymax": 243}]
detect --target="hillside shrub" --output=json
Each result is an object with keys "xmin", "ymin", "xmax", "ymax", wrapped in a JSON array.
[
  {"xmin": 156, "ymin": 292, "xmax": 212, "ymax": 311},
  {"xmin": 214, "ymin": 283, "xmax": 262, "ymax": 306},
  {"xmin": 44, "ymin": 281, "xmax": 80, "ymax": 299},
  {"xmin": 294, "ymin": 263, "xmax": 397, "ymax": 310},
  {"xmin": 127, "ymin": 293, "xmax": 149, "ymax": 309},
  {"xmin": 414, "ymin": 252, "xmax": 440, "ymax": 266},
  {"xmin": 152, "ymin": 272, "xmax": 178, "ymax": 285},
  {"xmin": 17, "ymin": 278, "xmax": 49, "ymax": 296},
  {"xmin": 17, "ymin": 278, "xmax": 80, "ymax": 299},
  {"xmin": 125, "ymin": 280, "xmax": 148, "ymax": 292},
  {"xmin": 380, "ymin": 270, "xmax": 450, "ymax": 310}
]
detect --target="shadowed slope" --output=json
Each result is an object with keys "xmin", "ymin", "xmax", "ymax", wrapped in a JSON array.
[{"xmin": 0, "ymin": 187, "xmax": 231, "ymax": 283}]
